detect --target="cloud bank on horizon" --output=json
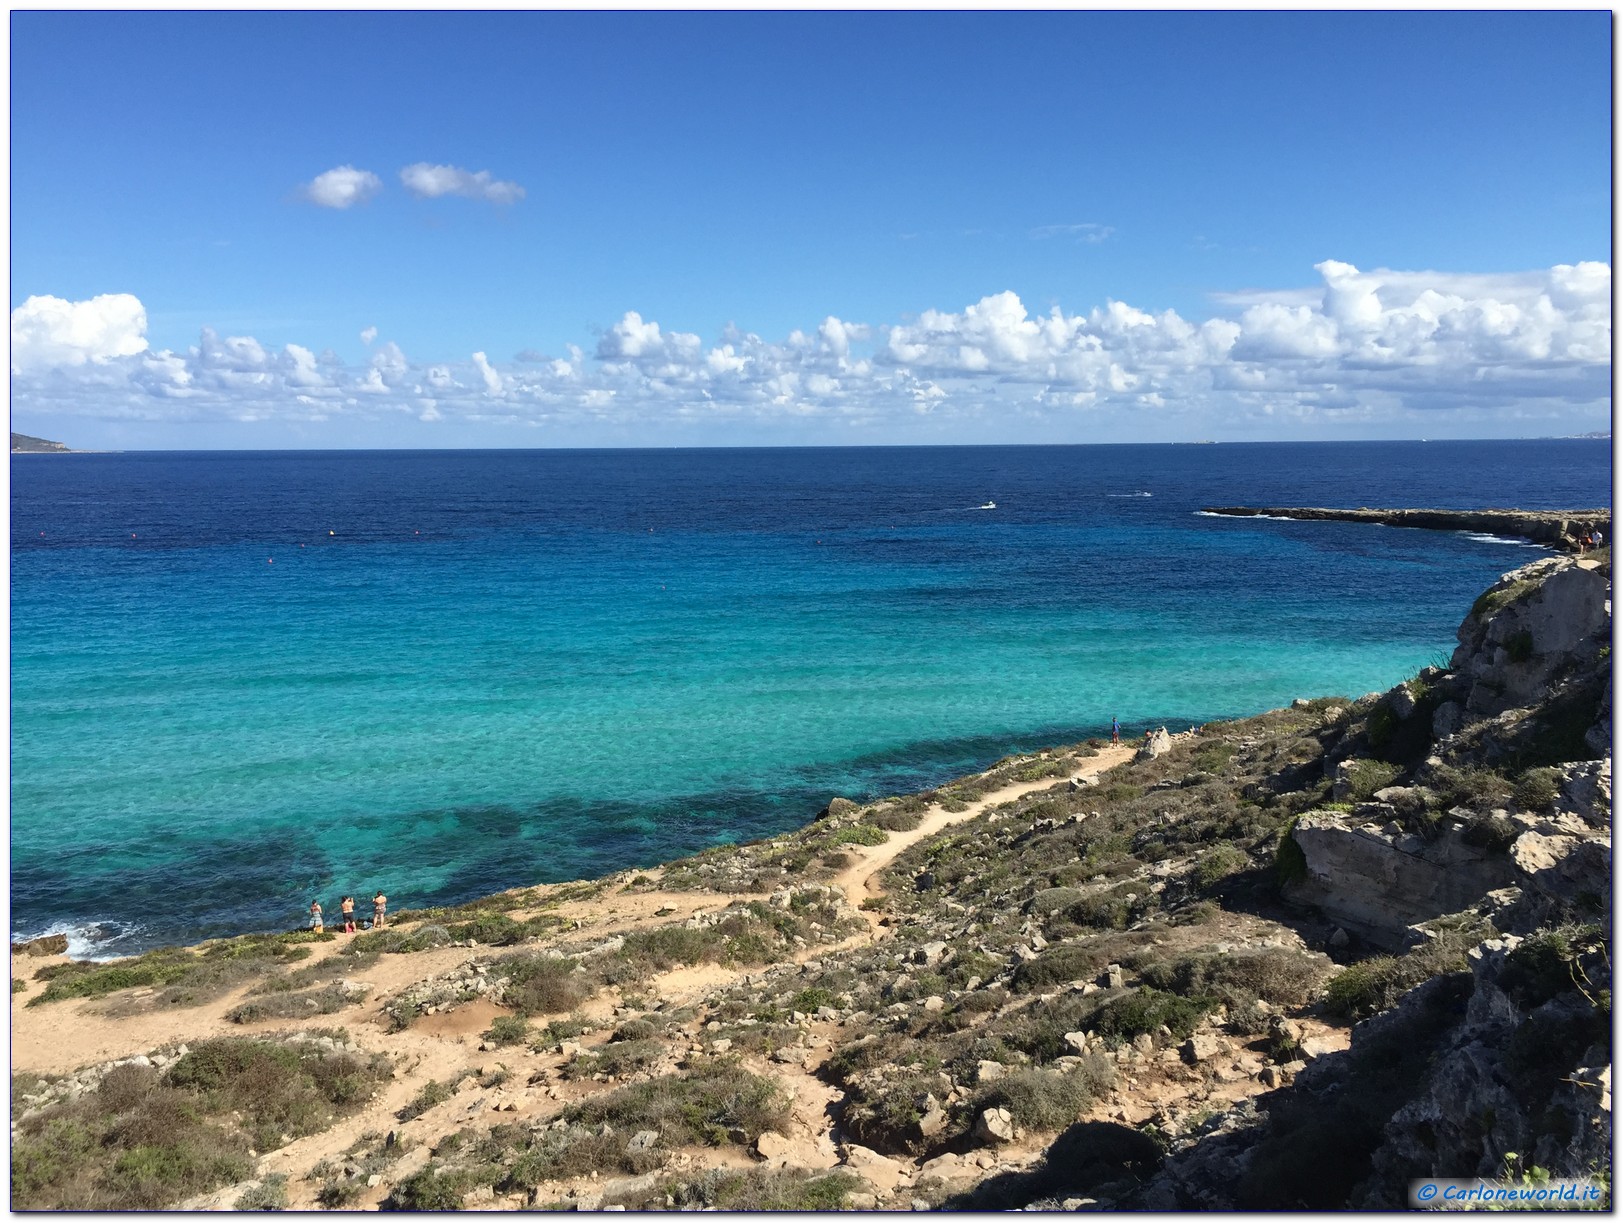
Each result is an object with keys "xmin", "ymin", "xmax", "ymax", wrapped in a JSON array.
[{"xmin": 10, "ymin": 259, "xmax": 1611, "ymax": 443}]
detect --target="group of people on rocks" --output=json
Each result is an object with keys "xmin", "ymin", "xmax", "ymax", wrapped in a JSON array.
[
  {"xmin": 1578, "ymin": 528, "xmax": 1606, "ymax": 555},
  {"xmin": 308, "ymin": 892, "xmax": 386, "ymax": 934}
]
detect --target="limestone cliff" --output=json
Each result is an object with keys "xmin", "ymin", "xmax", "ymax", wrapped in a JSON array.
[{"xmin": 1117, "ymin": 554, "xmax": 1612, "ymax": 1209}]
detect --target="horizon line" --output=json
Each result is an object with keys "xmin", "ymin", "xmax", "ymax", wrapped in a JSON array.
[{"xmin": 11, "ymin": 434, "xmax": 1613, "ymax": 456}]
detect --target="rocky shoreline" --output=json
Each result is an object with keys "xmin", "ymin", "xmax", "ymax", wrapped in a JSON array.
[
  {"xmin": 1203, "ymin": 505, "xmax": 1612, "ymax": 552},
  {"xmin": 10, "ymin": 551, "xmax": 1613, "ymax": 1211}
]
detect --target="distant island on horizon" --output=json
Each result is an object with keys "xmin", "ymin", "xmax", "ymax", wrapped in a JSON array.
[{"xmin": 11, "ymin": 431, "xmax": 72, "ymax": 453}]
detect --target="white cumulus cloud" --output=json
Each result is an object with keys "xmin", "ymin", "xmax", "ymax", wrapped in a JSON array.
[
  {"xmin": 10, "ymin": 261, "xmax": 1609, "ymax": 439},
  {"xmin": 302, "ymin": 165, "xmax": 383, "ymax": 209},
  {"xmin": 11, "ymin": 293, "xmax": 149, "ymax": 373},
  {"xmin": 399, "ymin": 163, "xmax": 525, "ymax": 205}
]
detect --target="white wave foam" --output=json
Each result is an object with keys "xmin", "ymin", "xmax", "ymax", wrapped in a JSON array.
[
  {"xmin": 1194, "ymin": 511, "xmax": 1298, "ymax": 522},
  {"xmin": 1458, "ymin": 531, "xmax": 1545, "ymax": 548},
  {"xmin": 12, "ymin": 919, "xmax": 144, "ymax": 962},
  {"xmin": 1107, "ymin": 491, "xmax": 1152, "ymax": 498}
]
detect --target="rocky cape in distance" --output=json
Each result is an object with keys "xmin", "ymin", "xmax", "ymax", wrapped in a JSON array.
[
  {"xmin": 11, "ymin": 431, "xmax": 73, "ymax": 453},
  {"xmin": 9, "ymin": 540, "xmax": 1613, "ymax": 1211},
  {"xmin": 1203, "ymin": 505, "xmax": 1611, "ymax": 552}
]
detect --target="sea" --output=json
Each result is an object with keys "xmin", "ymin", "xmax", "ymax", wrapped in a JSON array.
[{"xmin": 10, "ymin": 440, "xmax": 1611, "ymax": 957}]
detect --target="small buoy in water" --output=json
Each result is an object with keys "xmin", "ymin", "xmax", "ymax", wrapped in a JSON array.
[
  {"xmin": 268, "ymin": 557, "xmax": 274, "ymax": 564},
  {"xmin": 131, "ymin": 533, "xmax": 136, "ymax": 539},
  {"xmin": 329, "ymin": 530, "xmax": 335, "ymax": 536}
]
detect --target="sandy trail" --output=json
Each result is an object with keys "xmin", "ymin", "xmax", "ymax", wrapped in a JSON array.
[
  {"xmin": 832, "ymin": 744, "xmax": 1136, "ymax": 924},
  {"xmin": 14, "ymin": 744, "xmax": 1145, "ymax": 1206}
]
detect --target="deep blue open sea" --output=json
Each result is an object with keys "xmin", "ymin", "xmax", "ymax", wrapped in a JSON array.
[{"xmin": 10, "ymin": 441, "xmax": 1611, "ymax": 956}]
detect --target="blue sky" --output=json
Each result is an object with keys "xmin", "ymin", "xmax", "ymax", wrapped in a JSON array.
[{"xmin": 10, "ymin": 11, "xmax": 1613, "ymax": 448}]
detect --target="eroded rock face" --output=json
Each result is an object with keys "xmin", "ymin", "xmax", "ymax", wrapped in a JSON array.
[
  {"xmin": 1353, "ymin": 936, "xmax": 1611, "ymax": 1207},
  {"xmin": 1285, "ymin": 815, "xmax": 1517, "ymax": 946},
  {"xmin": 1451, "ymin": 559, "xmax": 1610, "ymax": 720}
]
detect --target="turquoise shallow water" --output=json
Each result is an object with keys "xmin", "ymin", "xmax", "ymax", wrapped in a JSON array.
[{"xmin": 10, "ymin": 441, "xmax": 1610, "ymax": 954}]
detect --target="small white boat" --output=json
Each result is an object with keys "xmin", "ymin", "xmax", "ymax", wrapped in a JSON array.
[{"xmin": 979, "ymin": 501, "xmax": 996, "ymax": 510}]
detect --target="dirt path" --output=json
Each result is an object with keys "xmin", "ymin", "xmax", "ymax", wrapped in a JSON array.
[
  {"xmin": 18, "ymin": 742, "xmax": 1166, "ymax": 1206},
  {"xmin": 834, "ymin": 745, "xmax": 1136, "ymax": 924}
]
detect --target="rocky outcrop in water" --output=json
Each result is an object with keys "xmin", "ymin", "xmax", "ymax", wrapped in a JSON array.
[{"xmin": 1203, "ymin": 506, "xmax": 1611, "ymax": 552}]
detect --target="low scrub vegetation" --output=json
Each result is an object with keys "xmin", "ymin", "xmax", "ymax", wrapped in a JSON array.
[{"xmin": 11, "ymin": 1035, "xmax": 388, "ymax": 1210}]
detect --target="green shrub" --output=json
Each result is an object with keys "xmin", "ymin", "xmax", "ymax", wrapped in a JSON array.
[
  {"xmin": 392, "ymin": 1166, "xmax": 475, "ymax": 1210},
  {"xmin": 1191, "ymin": 845, "xmax": 1249, "ymax": 889},
  {"xmin": 1095, "ymin": 783, "xmax": 1143, "ymax": 804},
  {"xmin": 610, "ymin": 1017, "xmax": 660, "ymax": 1042},
  {"xmin": 619, "ymin": 925, "xmax": 720, "ymax": 969},
  {"xmin": 1513, "ymin": 768, "xmax": 1562, "ymax": 813},
  {"xmin": 1473, "ymin": 580, "xmax": 1535, "ymax": 618},
  {"xmin": 832, "ymin": 824, "xmax": 888, "ymax": 847},
  {"xmin": 869, "ymin": 808, "xmax": 925, "ymax": 832},
  {"xmin": 484, "ymin": 1014, "xmax": 532, "ymax": 1047},
  {"xmin": 1140, "ymin": 947, "xmax": 1325, "ymax": 1008},
  {"xmin": 397, "ymin": 1079, "xmax": 454, "ymax": 1122},
  {"xmin": 1321, "ymin": 924, "xmax": 1484, "ymax": 1021},
  {"xmin": 1501, "ymin": 925, "xmax": 1605, "ymax": 1010},
  {"xmin": 1366, "ymin": 705, "xmax": 1398, "ymax": 751},
  {"xmin": 29, "ymin": 950, "xmax": 196, "ymax": 1005},
  {"xmin": 970, "ymin": 1060, "xmax": 1113, "ymax": 1132},
  {"xmin": 635, "ymin": 1168, "xmax": 864, "ymax": 1211},
  {"xmin": 1011, "ymin": 944, "xmax": 1107, "ymax": 993},
  {"xmin": 564, "ymin": 1039, "xmax": 664, "ymax": 1081},
  {"xmin": 1086, "ymin": 988, "xmax": 1215, "ymax": 1047},
  {"xmin": 342, "ymin": 923, "xmax": 451, "ymax": 956},
  {"xmin": 1324, "ymin": 957, "xmax": 1409, "ymax": 1020},
  {"xmin": 563, "ymin": 1062, "xmax": 790, "ymax": 1147},
  {"xmin": 11, "ymin": 1035, "xmax": 383, "ymax": 1210},
  {"xmin": 1428, "ymin": 764, "xmax": 1513, "ymax": 809},
  {"xmin": 789, "ymin": 987, "xmax": 837, "ymax": 1013},
  {"xmin": 1343, "ymin": 759, "xmax": 1401, "ymax": 802},
  {"xmin": 236, "ymin": 1173, "xmax": 289, "ymax": 1210},
  {"xmin": 496, "ymin": 953, "xmax": 595, "ymax": 1015},
  {"xmin": 1460, "ymin": 813, "xmax": 1518, "ymax": 853},
  {"xmin": 538, "ymin": 1015, "xmax": 590, "ymax": 1044},
  {"xmin": 1191, "ymin": 742, "xmax": 1239, "ymax": 773},
  {"xmin": 1067, "ymin": 894, "xmax": 1132, "ymax": 931},
  {"xmin": 225, "ymin": 983, "xmax": 362, "ymax": 1024}
]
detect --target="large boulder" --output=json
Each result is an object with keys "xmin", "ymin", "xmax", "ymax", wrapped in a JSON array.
[
  {"xmin": 975, "ymin": 1107, "xmax": 1016, "ymax": 1144},
  {"xmin": 1136, "ymin": 728, "xmax": 1173, "ymax": 761},
  {"xmin": 10, "ymin": 933, "xmax": 68, "ymax": 957},
  {"xmin": 1284, "ymin": 813, "xmax": 1517, "ymax": 946}
]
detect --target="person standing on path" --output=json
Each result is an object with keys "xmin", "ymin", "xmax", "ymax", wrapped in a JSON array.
[
  {"xmin": 372, "ymin": 892, "xmax": 388, "ymax": 929},
  {"xmin": 309, "ymin": 900, "xmax": 323, "ymax": 933},
  {"xmin": 340, "ymin": 896, "xmax": 356, "ymax": 933},
  {"xmin": 1111, "ymin": 716, "xmax": 1121, "ymax": 745}
]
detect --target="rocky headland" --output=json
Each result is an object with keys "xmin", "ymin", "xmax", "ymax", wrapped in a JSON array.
[
  {"xmin": 10, "ymin": 431, "xmax": 72, "ymax": 453},
  {"xmin": 1204, "ymin": 506, "xmax": 1612, "ymax": 552},
  {"xmin": 10, "ymin": 550, "xmax": 1612, "ymax": 1211}
]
